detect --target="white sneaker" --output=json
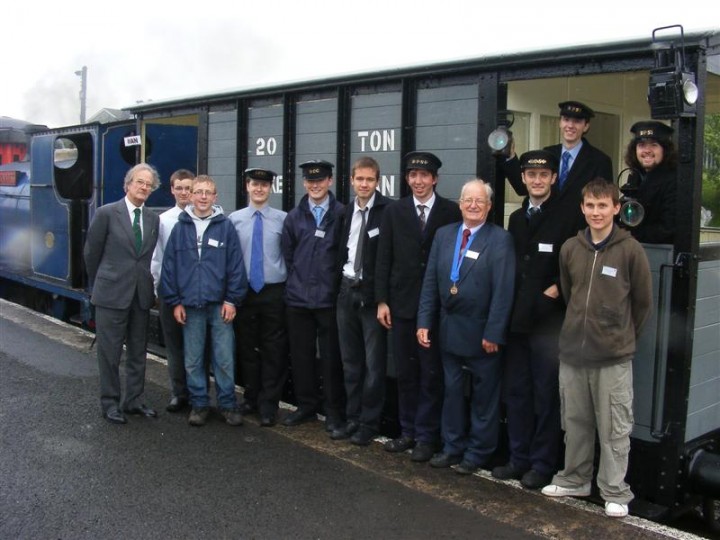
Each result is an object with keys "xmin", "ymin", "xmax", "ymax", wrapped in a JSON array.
[
  {"xmin": 605, "ymin": 502, "xmax": 629, "ymax": 518},
  {"xmin": 541, "ymin": 483, "xmax": 592, "ymax": 497}
]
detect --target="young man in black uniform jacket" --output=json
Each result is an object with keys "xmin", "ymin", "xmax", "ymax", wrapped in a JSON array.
[
  {"xmin": 498, "ymin": 101, "xmax": 614, "ymax": 231},
  {"xmin": 493, "ymin": 150, "xmax": 582, "ymax": 489},
  {"xmin": 375, "ymin": 151, "xmax": 462, "ymax": 462}
]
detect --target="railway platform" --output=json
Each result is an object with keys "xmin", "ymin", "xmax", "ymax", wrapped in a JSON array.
[{"xmin": 0, "ymin": 299, "xmax": 713, "ymax": 539}]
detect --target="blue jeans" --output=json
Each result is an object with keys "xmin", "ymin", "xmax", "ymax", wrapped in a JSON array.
[{"xmin": 183, "ymin": 304, "xmax": 237, "ymax": 410}]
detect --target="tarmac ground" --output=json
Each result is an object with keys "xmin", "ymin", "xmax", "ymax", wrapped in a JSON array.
[{"xmin": 0, "ymin": 299, "xmax": 716, "ymax": 539}]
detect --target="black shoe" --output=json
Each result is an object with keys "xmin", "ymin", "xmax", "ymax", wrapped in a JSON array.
[
  {"xmin": 350, "ymin": 427, "xmax": 377, "ymax": 446},
  {"xmin": 239, "ymin": 401, "xmax": 257, "ymax": 415},
  {"xmin": 260, "ymin": 412, "xmax": 277, "ymax": 427},
  {"xmin": 455, "ymin": 459, "xmax": 479, "ymax": 475},
  {"xmin": 429, "ymin": 453, "xmax": 462, "ymax": 468},
  {"xmin": 166, "ymin": 396, "xmax": 189, "ymax": 413},
  {"xmin": 325, "ymin": 416, "xmax": 344, "ymax": 433},
  {"xmin": 282, "ymin": 409, "xmax": 315, "ymax": 427},
  {"xmin": 521, "ymin": 469, "xmax": 553, "ymax": 490},
  {"xmin": 492, "ymin": 462, "xmax": 528, "ymax": 481},
  {"xmin": 384, "ymin": 436, "xmax": 415, "ymax": 453},
  {"xmin": 103, "ymin": 408, "xmax": 127, "ymax": 425},
  {"xmin": 330, "ymin": 420, "xmax": 359, "ymax": 441},
  {"xmin": 410, "ymin": 443, "xmax": 435, "ymax": 463},
  {"xmin": 123, "ymin": 404, "xmax": 157, "ymax": 418}
]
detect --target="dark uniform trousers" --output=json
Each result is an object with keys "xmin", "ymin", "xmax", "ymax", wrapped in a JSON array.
[
  {"xmin": 286, "ymin": 305, "xmax": 345, "ymax": 421},
  {"xmin": 159, "ymin": 300, "xmax": 187, "ymax": 400},
  {"xmin": 503, "ymin": 330, "xmax": 562, "ymax": 475},
  {"xmin": 392, "ymin": 316, "xmax": 443, "ymax": 445},
  {"xmin": 235, "ymin": 283, "xmax": 288, "ymax": 416},
  {"xmin": 336, "ymin": 278, "xmax": 387, "ymax": 431}
]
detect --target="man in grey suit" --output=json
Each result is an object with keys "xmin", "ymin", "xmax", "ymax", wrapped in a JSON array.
[
  {"xmin": 417, "ymin": 179, "xmax": 515, "ymax": 474},
  {"xmin": 84, "ymin": 163, "xmax": 161, "ymax": 424}
]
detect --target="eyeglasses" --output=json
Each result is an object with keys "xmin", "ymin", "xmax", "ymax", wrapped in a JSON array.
[
  {"xmin": 460, "ymin": 198, "xmax": 488, "ymax": 206},
  {"xmin": 133, "ymin": 179, "xmax": 154, "ymax": 189},
  {"xmin": 193, "ymin": 190, "xmax": 216, "ymax": 197}
]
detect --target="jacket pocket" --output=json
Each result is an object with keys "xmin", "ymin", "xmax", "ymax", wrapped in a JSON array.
[{"xmin": 599, "ymin": 304, "xmax": 622, "ymax": 329}]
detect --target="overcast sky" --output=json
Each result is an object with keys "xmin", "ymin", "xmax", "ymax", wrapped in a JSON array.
[{"xmin": 3, "ymin": 1, "xmax": 715, "ymax": 127}]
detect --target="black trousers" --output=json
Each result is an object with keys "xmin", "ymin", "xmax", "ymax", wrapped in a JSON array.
[
  {"xmin": 159, "ymin": 300, "xmax": 187, "ymax": 400},
  {"xmin": 392, "ymin": 316, "xmax": 443, "ymax": 445},
  {"xmin": 286, "ymin": 305, "xmax": 345, "ymax": 420},
  {"xmin": 235, "ymin": 283, "xmax": 288, "ymax": 416}
]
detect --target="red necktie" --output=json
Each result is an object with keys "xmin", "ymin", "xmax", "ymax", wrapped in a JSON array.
[{"xmin": 458, "ymin": 228, "xmax": 471, "ymax": 262}]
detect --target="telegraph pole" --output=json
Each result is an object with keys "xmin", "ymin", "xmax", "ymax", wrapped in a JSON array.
[{"xmin": 75, "ymin": 66, "xmax": 87, "ymax": 124}]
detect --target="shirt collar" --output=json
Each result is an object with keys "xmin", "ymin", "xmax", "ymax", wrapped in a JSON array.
[
  {"xmin": 354, "ymin": 192, "xmax": 376, "ymax": 213},
  {"xmin": 562, "ymin": 140, "xmax": 583, "ymax": 160},
  {"xmin": 413, "ymin": 192, "xmax": 436, "ymax": 211},
  {"xmin": 124, "ymin": 197, "xmax": 143, "ymax": 213}
]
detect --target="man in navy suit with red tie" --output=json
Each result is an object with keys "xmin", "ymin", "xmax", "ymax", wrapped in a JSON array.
[
  {"xmin": 417, "ymin": 179, "xmax": 515, "ymax": 475},
  {"xmin": 375, "ymin": 151, "xmax": 461, "ymax": 462}
]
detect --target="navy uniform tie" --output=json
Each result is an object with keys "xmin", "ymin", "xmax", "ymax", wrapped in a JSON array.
[
  {"xmin": 133, "ymin": 208, "xmax": 142, "ymax": 254},
  {"xmin": 527, "ymin": 206, "xmax": 541, "ymax": 220},
  {"xmin": 559, "ymin": 151, "xmax": 571, "ymax": 189},
  {"xmin": 249, "ymin": 211, "xmax": 264, "ymax": 293}
]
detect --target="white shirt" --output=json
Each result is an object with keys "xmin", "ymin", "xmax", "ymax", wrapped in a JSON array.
[
  {"xmin": 124, "ymin": 197, "xmax": 144, "ymax": 230},
  {"xmin": 343, "ymin": 193, "xmax": 376, "ymax": 279},
  {"xmin": 413, "ymin": 192, "xmax": 436, "ymax": 218},
  {"xmin": 150, "ymin": 205, "xmax": 183, "ymax": 291}
]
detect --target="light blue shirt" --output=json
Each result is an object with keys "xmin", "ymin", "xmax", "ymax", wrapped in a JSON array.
[
  {"xmin": 311, "ymin": 197, "xmax": 330, "ymax": 225},
  {"xmin": 562, "ymin": 140, "xmax": 584, "ymax": 171},
  {"xmin": 229, "ymin": 204, "xmax": 288, "ymax": 284}
]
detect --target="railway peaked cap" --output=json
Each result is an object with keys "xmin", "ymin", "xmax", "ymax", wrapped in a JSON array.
[
  {"xmin": 244, "ymin": 168, "xmax": 276, "ymax": 182},
  {"xmin": 630, "ymin": 121, "xmax": 674, "ymax": 143},
  {"xmin": 299, "ymin": 160, "xmax": 334, "ymax": 180},
  {"xmin": 404, "ymin": 151, "xmax": 442, "ymax": 173},
  {"xmin": 558, "ymin": 101, "xmax": 595, "ymax": 120},
  {"xmin": 519, "ymin": 150, "xmax": 558, "ymax": 172}
]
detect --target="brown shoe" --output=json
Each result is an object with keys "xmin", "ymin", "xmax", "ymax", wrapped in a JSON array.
[
  {"xmin": 221, "ymin": 408, "xmax": 244, "ymax": 426},
  {"xmin": 188, "ymin": 407, "xmax": 210, "ymax": 427}
]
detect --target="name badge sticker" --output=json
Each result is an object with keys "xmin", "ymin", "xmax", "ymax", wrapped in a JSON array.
[
  {"xmin": 315, "ymin": 229, "xmax": 326, "ymax": 238},
  {"xmin": 465, "ymin": 250, "xmax": 479, "ymax": 260},
  {"xmin": 538, "ymin": 243, "xmax": 554, "ymax": 253},
  {"xmin": 602, "ymin": 265, "xmax": 618, "ymax": 278},
  {"xmin": 208, "ymin": 238, "xmax": 219, "ymax": 248},
  {"xmin": 368, "ymin": 228, "xmax": 380, "ymax": 238}
]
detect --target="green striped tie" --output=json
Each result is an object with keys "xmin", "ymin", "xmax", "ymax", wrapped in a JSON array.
[{"xmin": 133, "ymin": 208, "xmax": 142, "ymax": 254}]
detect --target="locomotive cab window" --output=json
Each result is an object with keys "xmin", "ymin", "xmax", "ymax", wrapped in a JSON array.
[{"xmin": 53, "ymin": 133, "xmax": 93, "ymax": 200}]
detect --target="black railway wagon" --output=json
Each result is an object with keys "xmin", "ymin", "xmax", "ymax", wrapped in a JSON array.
[
  {"xmin": 125, "ymin": 27, "xmax": 720, "ymax": 526},
  {"xmin": 0, "ymin": 26, "xmax": 717, "ymax": 527}
]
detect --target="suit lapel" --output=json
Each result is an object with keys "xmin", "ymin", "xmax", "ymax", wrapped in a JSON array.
[
  {"xmin": 401, "ymin": 197, "xmax": 423, "ymax": 243},
  {"xmin": 140, "ymin": 207, "xmax": 155, "ymax": 255}
]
